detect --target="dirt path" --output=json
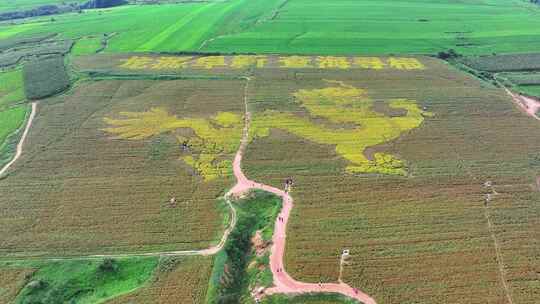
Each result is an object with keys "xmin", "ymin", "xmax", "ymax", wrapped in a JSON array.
[
  {"xmin": 483, "ymin": 206, "xmax": 514, "ymax": 304},
  {"xmin": 504, "ymin": 88, "xmax": 540, "ymax": 121},
  {"xmin": 225, "ymin": 78, "xmax": 377, "ymax": 304},
  {"xmin": 0, "ymin": 102, "xmax": 38, "ymax": 177}
]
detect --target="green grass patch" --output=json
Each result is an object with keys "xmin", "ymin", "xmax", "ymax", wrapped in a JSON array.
[
  {"xmin": 206, "ymin": 191, "xmax": 282, "ymax": 303},
  {"xmin": 72, "ymin": 36, "xmax": 103, "ymax": 55},
  {"xmin": 517, "ymin": 85, "xmax": 540, "ymax": 98},
  {"xmin": 0, "ymin": 68, "xmax": 25, "ymax": 108},
  {"xmin": 0, "ymin": 105, "xmax": 28, "ymax": 147},
  {"xmin": 5, "ymin": 257, "xmax": 158, "ymax": 304}
]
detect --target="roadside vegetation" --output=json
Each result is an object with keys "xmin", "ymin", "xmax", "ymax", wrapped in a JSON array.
[{"xmin": 206, "ymin": 191, "xmax": 281, "ymax": 304}]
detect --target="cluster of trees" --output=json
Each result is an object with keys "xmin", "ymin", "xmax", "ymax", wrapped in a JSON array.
[
  {"xmin": 81, "ymin": 0, "xmax": 128, "ymax": 9},
  {"xmin": 530, "ymin": 0, "xmax": 539, "ymax": 4},
  {"xmin": 0, "ymin": 0, "xmax": 127, "ymax": 21}
]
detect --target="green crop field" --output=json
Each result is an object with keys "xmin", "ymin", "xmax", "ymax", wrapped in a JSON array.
[
  {"xmin": 1, "ymin": 0, "xmax": 540, "ymax": 55},
  {"xmin": 6, "ymin": 257, "xmax": 157, "ymax": 304},
  {"xmin": 72, "ymin": 36, "xmax": 103, "ymax": 56},
  {"xmin": 518, "ymin": 85, "xmax": 540, "ymax": 98},
  {"xmin": 0, "ymin": 105, "xmax": 27, "ymax": 148},
  {"xmin": 0, "ymin": 68, "xmax": 25, "ymax": 108}
]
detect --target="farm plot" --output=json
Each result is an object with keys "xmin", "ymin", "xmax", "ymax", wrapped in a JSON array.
[
  {"xmin": 0, "ymin": 0, "xmax": 284, "ymax": 53},
  {"xmin": 105, "ymin": 256, "xmax": 214, "ymax": 304},
  {"xmin": 241, "ymin": 57, "xmax": 540, "ymax": 303},
  {"xmin": 461, "ymin": 53, "xmax": 540, "ymax": 72},
  {"xmin": 3, "ymin": 0, "xmax": 540, "ymax": 55},
  {"xmin": 0, "ymin": 68, "xmax": 25, "ymax": 108},
  {"xmin": 202, "ymin": 0, "xmax": 540, "ymax": 55},
  {"xmin": 0, "ymin": 78, "xmax": 245, "ymax": 256}
]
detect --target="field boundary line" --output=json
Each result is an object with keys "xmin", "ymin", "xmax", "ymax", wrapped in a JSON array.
[
  {"xmin": 483, "ymin": 206, "xmax": 514, "ymax": 304},
  {"xmin": 0, "ymin": 102, "xmax": 37, "ymax": 177}
]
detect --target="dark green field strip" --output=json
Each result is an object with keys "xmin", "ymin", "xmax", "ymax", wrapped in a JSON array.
[{"xmin": 461, "ymin": 53, "xmax": 540, "ymax": 72}]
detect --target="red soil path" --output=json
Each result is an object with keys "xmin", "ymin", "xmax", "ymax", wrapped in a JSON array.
[
  {"xmin": 226, "ymin": 106, "xmax": 376, "ymax": 303},
  {"xmin": 505, "ymin": 88, "xmax": 540, "ymax": 121}
]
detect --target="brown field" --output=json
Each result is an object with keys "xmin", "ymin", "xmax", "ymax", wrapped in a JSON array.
[
  {"xmin": 0, "ymin": 267, "xmax": 34, "ymax": 304},
  {"xmin": 242, "ymin": 57, "xmax": 540, "ymax": 303},
  {"xmin": 106, "ymin": 256, "xmax": 213, "ymax": 304},
  {"xmin": 0, "ymin": 79, "xmax": 244, "ymax": 256}
]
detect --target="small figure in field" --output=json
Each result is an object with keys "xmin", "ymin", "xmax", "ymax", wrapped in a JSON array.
[
  {"xmin": 169, "ymin": 197, "xmax": 177, "ymax": 208},
  {"xmin": 484, "ymin": 193, "xmax": 491, "ymax": 206},
  {"xmin": 181, "ymin": 140, "xmax": 190, "ymax": 151},
  {"xmin": 284, "ymin": 177, "xmax": 294, "ymax": 192}
]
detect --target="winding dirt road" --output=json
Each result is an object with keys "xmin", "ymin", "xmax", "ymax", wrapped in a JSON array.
[
  {"xmin": 0, "ymin": 102, "xmax": 38, "ymax": 177},
  {"xmin": 225, "ymin": 79, "xmax": 377, "ymax": 304}
]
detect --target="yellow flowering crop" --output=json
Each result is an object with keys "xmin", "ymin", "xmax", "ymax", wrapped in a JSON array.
[
  {"xmin": 103, "ymin": 108, "xmax": 242, "ymax": 181},
  {"xmin": 252, "ymin": 82, "xmax": 431, "ymax": 175}
]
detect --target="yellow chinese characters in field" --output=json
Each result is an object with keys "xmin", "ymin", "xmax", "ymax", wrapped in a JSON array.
[
  {"xmin": 353, "ymin": 57, "xmax": 386, "ymax": 70},
  {"xmin": 118, "ymin": 56, "xmax": 425, "ymax": 71},
  {"xmin": 192, "ymin": 56, "xmax": 227, "ymax": 69},
  {"xmin": 230, "ymin": 55, "xmax": 268, "ymax": 68},
  {"xmin": 317, "ymin": 56, "xmax": 351, "ymax": 69},
  {"xmin": 151, "ymin": 57, "xmax": 192, "ymax": 69},
  {"xmin": 278, "ymin": 56, "xmax": 312, "ymax": 68},
  {"xmin": 387, "ymin": 57, "xmax": 425, "ymax": 70}
]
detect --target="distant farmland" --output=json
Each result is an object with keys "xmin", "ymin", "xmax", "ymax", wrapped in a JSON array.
[{"xmin": 2, "ymin": 0, "xmax": 540, "ymax": 55}]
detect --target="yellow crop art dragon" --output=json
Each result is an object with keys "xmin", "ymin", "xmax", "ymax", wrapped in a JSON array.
[{"xmin": 103, "ymin": 81, "xmax": 432, "ymax": 180}]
